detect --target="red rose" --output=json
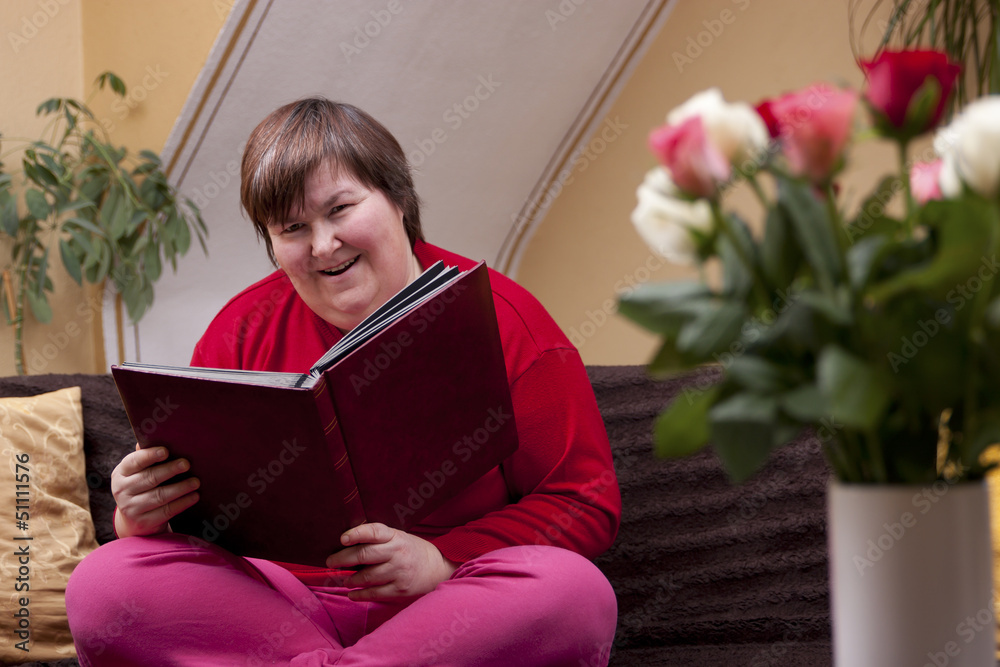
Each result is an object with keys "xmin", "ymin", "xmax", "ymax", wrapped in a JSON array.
[{"xmin": 861, "ymin": 49, "xmax": 960, "ymax": 139}]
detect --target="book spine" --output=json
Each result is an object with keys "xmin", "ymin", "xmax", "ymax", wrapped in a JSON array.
[{"xmin": 312, "ymin": 377, "xmax": 367, "ymax": 527}]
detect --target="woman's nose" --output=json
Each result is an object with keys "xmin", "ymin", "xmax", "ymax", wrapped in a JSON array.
[{"xmin": 312, "ymin": 222, "xmax": 342, "ymax": 257}]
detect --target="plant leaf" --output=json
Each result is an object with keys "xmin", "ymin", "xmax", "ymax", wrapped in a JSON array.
[
  {"xmin": 617, "ymin": 282, "xmax": 713, "ymax": 334},
  {"xmin": 867, "ymin": 197, "xmax": 1000, "ymax": 303},
  {"xmin": 24, "ymin": 189, "xmax": 50, "ymax": 220},
  {"xmin": 709, "ymin": 392, "xmax": 779, "ymax": 483},
  {"xmin": 779, "ymin": 176, "xmax": 843, "ymax": 286},
  {"xmin": 816, "ymin": 345, "xmax": 891, "ymax": 429},
  {"xmin": 653, "ymin": 384, "xmax": 720, "ymax": 458},
  {"xmin": 26, "ymin": 289, "xmax": 52, "ymax": 324},
  {"xmin": 59, "ymin": 238, "xmax": 83, "ymax": 285},
  {"xmin": 676, "ymin": 300, "xmax": 746, "ymax": 360}
]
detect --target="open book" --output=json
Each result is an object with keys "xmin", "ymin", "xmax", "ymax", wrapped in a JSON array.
[{"xmin": 111, "ymin": 261, "xmax": 518, "ymax": 566}]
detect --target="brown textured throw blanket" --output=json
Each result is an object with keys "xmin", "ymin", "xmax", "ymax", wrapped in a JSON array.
[
  {"xmin": 3, "ymin": 368, "xmax": 833, "ymax": 667},
  {"xmin": 589, "ymin": 365, "xmax": 832, "ymax": 666}
]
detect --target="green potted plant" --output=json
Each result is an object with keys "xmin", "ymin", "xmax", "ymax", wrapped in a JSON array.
[{"xmin": 0, "ymin": 71, "xmax": 207, "ymax": 374}]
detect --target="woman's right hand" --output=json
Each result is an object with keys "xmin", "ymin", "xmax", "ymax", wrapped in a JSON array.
[{"xmin": 111, "ymin": 445, "xmax": 201, "ymax": 538}]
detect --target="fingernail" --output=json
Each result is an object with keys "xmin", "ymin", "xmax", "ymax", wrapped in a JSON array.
[
  {"xmin": 176, "ymin": 460, "xmax": 189, "ymax": 471},
  {"xmin": 156, "ymin": 448, "xmax": 168, "ymax": 460}
]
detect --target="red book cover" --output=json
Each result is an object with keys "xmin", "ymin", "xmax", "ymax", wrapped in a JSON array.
[{"xmin": 111, "ymin": 262, "xmax": 518, "ymax": 566}]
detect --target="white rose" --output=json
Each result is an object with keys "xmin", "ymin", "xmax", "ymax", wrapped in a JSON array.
[
  {"xmin": 934, "ymin": 96, "xmax": 1000, "ymax": 199},
  {"xmin": 631, "ymin": 167, "xmax": 713, "ymax": 265},
  {"xmin": 666, "ymin": 88, "xmax": 770, "ymax": 167}
]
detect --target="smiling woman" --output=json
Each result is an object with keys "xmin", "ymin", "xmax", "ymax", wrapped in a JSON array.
[{"xmin": 65, "ymin": 98, "xmax": 623, "ymax": 666}]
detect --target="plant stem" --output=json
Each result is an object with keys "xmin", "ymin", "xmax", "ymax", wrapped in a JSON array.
[
  {"xmin": 864, "ymin": 428, "xmax": 889, "ymax": 483},
  {"xmin": 961, "ymin": 274, "xmax": 991, "ymax": 462},
  {"xmin": 711, "ymin": 202, "xmax": 772, "ymax": 309},
  {"xmin": 898, "ymin": 140, "xmax": 917, "ymax": 234},
  {"xmin": 13, "ymin": 261, "xmax": 26, "ymax": 375},
  {"xmin": 747, "ymin": 174, "xmax": 770, "ymax": 209}
]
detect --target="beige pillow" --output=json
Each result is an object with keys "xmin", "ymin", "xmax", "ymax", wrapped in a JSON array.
[{"xmin": 0, "ymin": 386, "xmax": 99, "ymax": 664}]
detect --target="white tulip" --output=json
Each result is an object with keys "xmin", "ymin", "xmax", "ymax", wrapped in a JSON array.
[
  {"xmin": 666, "ymin": 88, "xmax": 770, "ymax": 167},
  {"xmin": 631, "ymin": 167, "xmax": 713, "ymax": 265},
  {"xmin": 934, "ymin": 96, "xmax": 1000, "ymax": 199}
]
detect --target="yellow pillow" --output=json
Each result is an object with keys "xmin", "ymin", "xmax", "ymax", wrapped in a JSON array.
[{"xmin": 0, "ymin": 386, "xmax": 99, "ymax": 664}]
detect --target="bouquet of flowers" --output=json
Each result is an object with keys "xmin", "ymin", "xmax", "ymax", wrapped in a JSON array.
[{"xmin": 621, "ymin": 50, "xmax": 1000, "ymax": 484}]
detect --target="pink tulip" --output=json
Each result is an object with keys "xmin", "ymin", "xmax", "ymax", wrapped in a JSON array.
[
  {"xmin": 648, "ymin": 116, "xmax": 731, "ymax": 199},
  {"xmin": 760, "ymin": 85, "xmax": 859, "ymax": 184},
  {"xmin": 910, "ymin": 159, "xmax": 944, "ymax": 204}
]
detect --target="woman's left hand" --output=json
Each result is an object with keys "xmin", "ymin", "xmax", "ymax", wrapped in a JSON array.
[{"xmin": 325, "ymin": 523, "xmax": 459, "ymax": 601}]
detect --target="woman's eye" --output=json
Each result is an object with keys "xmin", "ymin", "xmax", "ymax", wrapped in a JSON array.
[
  {"xmin": 282, "ymin": 222, "xmax": 305, "ymax": 234},
  {"xmin": 329, "ymin": 204, "xmax": 350, "ymax": 217}
]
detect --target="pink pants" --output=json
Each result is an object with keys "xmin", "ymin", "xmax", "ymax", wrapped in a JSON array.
[{"xmin": 66, "ymin": 534, "xmax": 616, "ymax": 666}]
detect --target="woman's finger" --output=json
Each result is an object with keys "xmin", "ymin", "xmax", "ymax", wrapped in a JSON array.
[{"xmin": 116, "ymin": 446, "xmax": 169, "ymax": 477}]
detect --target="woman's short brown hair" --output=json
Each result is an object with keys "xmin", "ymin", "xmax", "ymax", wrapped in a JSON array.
[{"xmin": 240, "ymin": 98, "xmax": 423, "ymax": 265}]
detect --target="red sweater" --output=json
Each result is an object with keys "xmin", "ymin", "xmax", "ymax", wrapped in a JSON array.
[{"xmin": 191, "ymin": 241, "xmax": 621, "ymax": 573}]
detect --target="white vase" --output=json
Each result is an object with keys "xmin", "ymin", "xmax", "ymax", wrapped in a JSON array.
[{"xmin": 828, "ymin": 479, "xmax": 996, "ymax": 667}]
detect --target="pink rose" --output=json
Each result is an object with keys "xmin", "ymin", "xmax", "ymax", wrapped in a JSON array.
[
  {"xmin": 761, "ymin": 85, "xmax": 859, "ymax": 184},
  {"xmin": 861, "ymin": 49, "xmax": 960, "ymax": 139},
  {"xmin": 648, "ymin": 116, "xmax": 730, "ymax": 199},
  {"xmin": 910, "ymin": 159, "xmax": 944, "ymax": 204}
]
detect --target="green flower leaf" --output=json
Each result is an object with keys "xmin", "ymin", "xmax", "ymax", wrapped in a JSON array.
[
  {"xmin": 617, "ymin": 282, "xmax": 712, "ymax": 334},
  {"xmin": 653, "ymin": 384, "xmax": 719, "ymax": 458},
  {"xmin": 709, "ymin": 392, "xmax": 779, "ymax": 483},
  {"xmin": 817, "ymin": 345, "xmax": 890, "ymax": 430},
  {"xmin": 867, "ymin": 198, "xmax": 1000, "ymax": 303},
  {"xmin": 779, "ymin": 177, "xmax": 843, "ymax": 286},
  {"xmin": 676, "ymin": 300, "xmax": 747, "ymax": 360}
]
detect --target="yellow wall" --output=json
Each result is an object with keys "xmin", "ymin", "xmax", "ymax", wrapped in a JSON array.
[
  {"xmin": 0, "ymin": 0, "xmax": 88, "ymax": 376},
  {"xmin": 514, "ymin": 0, "xmax": 897, "ymax": 366},
  {"xmin": 0, "ymin": 0, "xmax": 898, "ymax": 374},
  {"xmin": 0, "ymin": 0, "xmax": 229, "ymax": 375}
]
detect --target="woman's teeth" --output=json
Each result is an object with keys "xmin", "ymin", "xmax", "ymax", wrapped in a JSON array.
[{"xmin": 321, "ymin": 257, "xmax": 357, "ymax": 276}]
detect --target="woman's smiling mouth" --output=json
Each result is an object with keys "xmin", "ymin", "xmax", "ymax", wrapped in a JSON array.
[{"xmin": 320, "ymin": 256, "xmax": 359, "ymax": 276}]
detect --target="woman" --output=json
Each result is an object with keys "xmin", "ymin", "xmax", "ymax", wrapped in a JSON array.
[{"xmin": 67, "ymin": 99, "xmax": 621, "ymax": 666}]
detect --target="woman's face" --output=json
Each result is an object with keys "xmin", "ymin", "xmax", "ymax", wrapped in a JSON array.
[{"xmin": 268, "ymin": 162, "xmax": 422, "ymax": 331}]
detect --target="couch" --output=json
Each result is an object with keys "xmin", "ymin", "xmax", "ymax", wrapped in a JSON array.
[{"xmin": 2, "ymin": 366, "xmax": 832, "ymax": 666}]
